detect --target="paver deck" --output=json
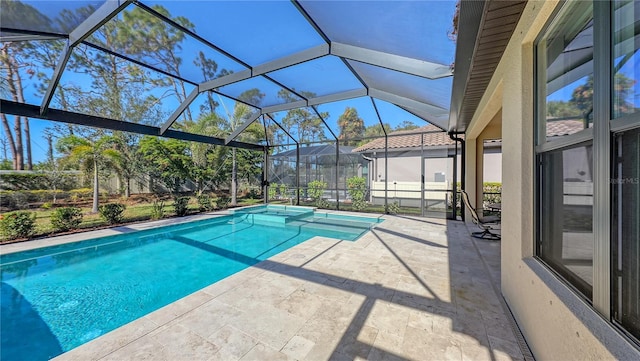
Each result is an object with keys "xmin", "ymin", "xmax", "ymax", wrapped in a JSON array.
[{"xmin": 31, "ymin": 213, "xmax": 525, "ymax": 360}]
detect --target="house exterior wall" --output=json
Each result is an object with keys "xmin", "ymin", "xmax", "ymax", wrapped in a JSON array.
[
  {"xmin": 483, "ymin": 153, "xmax": 501, "ymax": 183},
  {"xmin": 467, "ymin": 1, "xmax": 640, "ymax": 359}
]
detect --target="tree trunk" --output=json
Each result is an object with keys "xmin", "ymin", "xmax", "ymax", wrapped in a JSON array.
[
  {"xmin": 13, "ymin": 60, "xmax": 31, "ymax": 170},
  {"xmin": 231, "ymin": 148, "xmax": 237, "ymax": 206},
  {"xmin": 24, "ymin": 118, "xmax": 32, "ymax": 170},
  {"xmin": 46, "ymin": 133, "xmax": 54, "ymax": 164},
  {"xmin": 13, "ymin": 115, "xmax": 23, "ymax": 170},
  {"xmin": 125, "ymin": 177, "xmax": 131, "ymax": 198},
  {"xmin": 0, "ymin": 113, "xmax": 17, "ymax": 168},
  {"xmin": 92, "ymin": 158, "xmax": 99, "ymax": 213},
  {"xmin": 2, "ymin": 45, "xmax": 24, "ymax": 170}
]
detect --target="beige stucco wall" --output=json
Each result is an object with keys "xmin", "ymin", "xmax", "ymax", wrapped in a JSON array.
[
  {"xmin": 483, "ymin": 153, "xmax": 501, "ymax": 183},
  {"xmin": 466, "ymin": 1, "xmax": 640, "ymax": 359}
]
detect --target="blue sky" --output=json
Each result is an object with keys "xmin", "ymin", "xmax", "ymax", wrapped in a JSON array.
[{"xmin": 2, "ymin": 0, "xmax": 458, "ymax": 163}]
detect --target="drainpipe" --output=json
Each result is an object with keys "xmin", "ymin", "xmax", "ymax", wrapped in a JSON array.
[
  {"xmin": 449, "ymin": 131, "xmax": 465, "ymax": 221},
  {"xmin": 263, "ymin": 146, "xmax": 269, "ymax": 204}
]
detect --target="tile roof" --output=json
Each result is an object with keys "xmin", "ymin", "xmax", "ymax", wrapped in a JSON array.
[
  {"xmin": 546, "ymin": 119, "xmax": 589, "ymax": 137},
  {"xmin": 353, "ymin": 125, "xmax": 456, "ymax": 152},
  {"xmin": 353, "ymin": 120, "xmax": 586, "ymax": 153}
]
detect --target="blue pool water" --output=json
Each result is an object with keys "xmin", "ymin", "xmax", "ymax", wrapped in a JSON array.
[{"xmin": 0, "ymin": 207, "xmax": 383, "ymax": 360}]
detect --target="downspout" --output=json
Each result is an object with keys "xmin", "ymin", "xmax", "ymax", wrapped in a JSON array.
[
  {"xmin": 263, "ymin": 146, "xmax": 269, "ymax": 204},
  {"xmin": 449, "ymin": 131, "xmax": 465, "ymax": 221}
]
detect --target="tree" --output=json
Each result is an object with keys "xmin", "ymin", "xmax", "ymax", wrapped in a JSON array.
[
  {"xmin": 138, "ymin": 136, "xmax": 192, "ymax": 195},
  {"xmin": 363, "ymin": 123, "xmax": 391, "ymax": 139},
  {"xmin": 338, "ymin": 107, "xmax": 365, "ymax": 146},
  {"xmin": 194, "ymin": 51, "xmax": 224, "ymax": 114},
  {"xmin": 570, "ymin": 75, "xmax": 594, "ymax": 117},
  {"xmin": 564, "ymin": 73, "xmax": 636, "ymax": 125},
  {"xmin": 179, "ymin": 112, "xmax": 227, "ymax": 194},
  {"xmin": 279, "ymin": 90, "xmax": 328, "ymax": 144},
  {"xmin": 56, "ymin": 135, "xmax": 121, "ymax": 213},
  {"xmin": 395, "ymin": 121, "xmax": 420, "ymax": 131},
  {"xmin": 117, "ymin": 5, "xmax": 197, "ymax": 121},
  {"xmin": 1, "ymin": 41, "xmax": 29, "ymax": 170},
  {"xmin": 217, "ymin": 90, "xmax": 265, "ymax": 205},
  {"xmin": 111, "ymin": 132, "xmax": 143, "ymax": 198},
  {"xmin": 612, "ymin": 72, "xmax": 637, "ymax": 114},
  {"xmin": 0, "ymin": 0, "xmax": 76, "ymax": 170},
  {"xmin": 546, "ymin": 100, "xmax": 581, "ymax": 119}
]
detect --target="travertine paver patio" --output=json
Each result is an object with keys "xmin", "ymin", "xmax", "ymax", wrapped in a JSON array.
[{"xmin": 47, "ymin": 213, "xmax": 525, "ymax": 361}]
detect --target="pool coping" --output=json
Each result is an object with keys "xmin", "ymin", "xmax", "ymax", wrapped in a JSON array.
[{"xmin": 0, "ymin": 212, "xmax": 230, "ymax": 256}]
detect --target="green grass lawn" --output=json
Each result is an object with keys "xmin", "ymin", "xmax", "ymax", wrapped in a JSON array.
[{"xmin": 2, "ymin": 196, "xmax": 264, "ymax": 243}]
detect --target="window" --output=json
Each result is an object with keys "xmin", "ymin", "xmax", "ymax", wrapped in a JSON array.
[
  {"xmin": 613, "ymin": 128, "xmax": 640, "ymax": 340},
  {"xmin": 613, "ymin": 0, "xmax": 640, "ymax": 119},
  {"xmin": 536, "ymin": 1, "xmax": 593, "ymax": 144},
  {"xmin": 536, "ymin": 1, "xmax": 594, "ymax": 301},
  {"xmin": 539, "ymin": 144, "xmax": 594, "ymax": 299},
  {"xmin": 537, "ymin": 0, "xmax": 640, "ymax": 343},
  {"xmin": 611, "ymin": 0, "xmax": 640, "ymax": 341}
]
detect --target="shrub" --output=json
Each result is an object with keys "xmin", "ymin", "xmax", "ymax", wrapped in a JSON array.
[
  {"xmin": 98, "ymin": 203, "xmax": 126, "ymax": 224},
  {"xmin": 268, "ymin": 183, "xmax": 278, "ymax": 200},
  {"xmin": 0, "ymin": 173, "xmax": 49, "ymax": 191},
  {"xmin": 41, "ymin": 202, "xmax": 53, "ymax": 210},
  {"xmin": 347, "ymin": 176, "xmax": 367, "ymax": 211},
  {"xmin": 0, "ymin": 211, "xmax": 36, "ymax": 240},
  {"xmin": 385, "ymin": 201, "xmax": 400, "ymax": 215},
  {"xmin": 50, "ymin": 207, "xmax": 83, "ymax": 232},
  {"xmin": 316, "ymin": 198, "xmax": 330, "ymax": 209},
  {"xmin": 483, "ymin": 182, "xmax": 502, "ymax": 205},
  {"xmin": 279, "ymin": 183, "xmax": 288, "ymax": 199},
  {"xmin": 69, "ymin": 188, "xmax": 92, "ymax": 203},
  {"xmin": 173, "ymin": 196, "xmax": 190, "ymax": 217},
  {"xmin": 150, "ymin": 199, "xmax": 165, "ymax": 220},
  {"xmin": 9, "ymin": 191, "xmax": 29, "ymax": 210},
  {"xmin": 197, "ymin": 195, "xmax": 214, "ymax": 212},
  {"xmin": 247, "ymin": 188, "xmax": 261, "ymax": 199},
  {"xmin": 308, "ymin": 180, "xmax": 328, "ymax": 208},
  {"xmin": 215, "ymin": 195, "xmax": 231, "ymax": 209}
]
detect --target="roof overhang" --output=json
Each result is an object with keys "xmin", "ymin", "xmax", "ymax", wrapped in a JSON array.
[{"xmin": 448, "ymin": 0, "xmax": 527, "ymax": 133}]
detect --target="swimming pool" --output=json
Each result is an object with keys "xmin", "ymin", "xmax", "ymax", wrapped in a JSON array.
[{"xmin": 0, "ymin": 206, "xmax": 383, "ymax": 360}]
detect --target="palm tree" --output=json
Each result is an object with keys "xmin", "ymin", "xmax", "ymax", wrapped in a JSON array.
[
  {"xmin": 218, "ymin": 91, "xmax": 264, "ymax": 206},
  {"xmin": 179, "ymin": 113, "xmax": 225, "ymax": 195},
  {"xmin": 57, "ymin": 134, "xmax": 122, "ymax": 213}
]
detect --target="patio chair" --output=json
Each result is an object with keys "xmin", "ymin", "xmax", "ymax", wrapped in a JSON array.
[{"xmin": 460, "ymin": 190, "xmax": 501, "ymax": 240}]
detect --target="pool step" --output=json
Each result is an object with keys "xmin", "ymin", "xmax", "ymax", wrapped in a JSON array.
[
  {"xmin": 288, "ymin": 216, "xmax": 375, "ymax": 234},
  {"xmin": 233, "ymin": 209, "xmax": 314, "ymax": 227}
]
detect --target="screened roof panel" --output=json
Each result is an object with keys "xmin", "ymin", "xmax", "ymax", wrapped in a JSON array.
[
  {"xmin": 255, "ymin": 115, "xmax": 269, "ymax": 145},
  {"xmin": 169, "ymin": 91, "xmax": 263, "ymax": 143},
  {"xmin": 216, "ymin": 76, "xmax": 304, "ymax": 108},
  {"xmin": 299, "ymin": 0, "xmax": 456, "ymax": 65},
  {"xmin": 0, "ymin": 39, "xmax": 67, "ymax": 104},
  {"xmin": 54, "ymin": 43, "xmax": 196, "ymax": 125},
  {"xmin": 264, "ymin": 113, "xmax": 289, "ymax": 146},
  {"xmin": 265, "ymin": 107, "xmax": 331, "ymax": 144},
  {"xmin": 1, "ymin": 1, "xmax": 455, "ymax": 151},
  {"xmin": 267, "ymin": 56, "xmax": 364, "ymax": 98},
  {"xmin": 140, "ymin": 0, "xmax": 325, "ymax": 66},
  {"xmin": 350, "ymin": 60, "xmax": 452, "ymax": 110},
  {"xmin": 372, "ymin": 99, "xmax": 429, "ymax": 131},
  {"xmin": 84, "ymin": 3, "xmax": 246, "ymax": 83},
  {"xmin": 0, "ymin": 0, "xmax": 105, "ymax": 34},
  {"xmin": 168, "ymin": 91, "xmax": 223, "ymax": 131},
  {"xmin": 314, "ymin": 97, "xmax": 383, "ymax": 143}
]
